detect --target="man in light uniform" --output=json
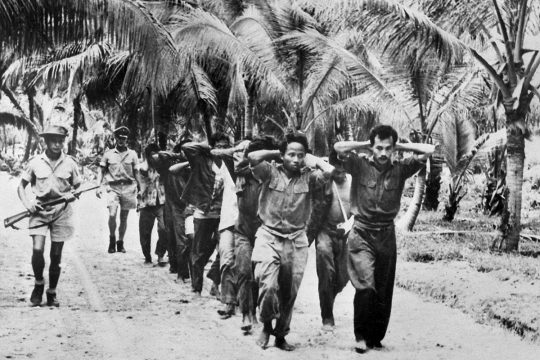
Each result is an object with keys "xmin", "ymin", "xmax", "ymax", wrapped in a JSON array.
[
  {"xmin": 96, "ymin": 126, "xmax": 140, "ymax": 253},
  {"xmin": 18, "ymin": 124, "xmax": 81, "ymax": 307}
]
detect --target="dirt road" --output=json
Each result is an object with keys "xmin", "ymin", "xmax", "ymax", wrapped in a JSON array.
[{"xmin": 1, "ymin": 172, "xmax": 538, "ymax": 360}]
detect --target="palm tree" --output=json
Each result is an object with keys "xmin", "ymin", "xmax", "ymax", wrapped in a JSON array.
[{"xmin": 307, "ymin": 0, "xmax": 540, "ymax": 251}]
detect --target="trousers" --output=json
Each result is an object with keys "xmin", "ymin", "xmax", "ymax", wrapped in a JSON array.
[
  {"xmin": 347, "ymin": 222, "xmax": 396, "ymax": 343},
  {"xmin": 164, "ymin": 204, "xmax": 190, "ymax": 278},
  {"xmin": 139, "ymin": 205, "xmax": 167, "ymax": 260},
  {"xmin": 218, "ymin": 229, "xmax": 237, "ymax": 304},
  {"xmin": 191, "ymin": 218, "xmax": 220, "ymax": 293},
  {"xmin": 252, "ymin": 227, "xmax": 309, "ymax": 338},
  {"xmin": 315, "ymin": 227, "xmax": 349, "ymax": 325},
  {"xmin": 235, "ymin": 232, "xmax": 258, "ymax": 316}
]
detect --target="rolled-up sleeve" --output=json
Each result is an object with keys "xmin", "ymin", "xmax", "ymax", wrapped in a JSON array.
[
  {"xmin": 251, "ymin": 161, "xmax": 272, "ymax": 183},
  {"xmin": 21, "ymin": 162, "xmax": 34, "ymax": 183}
]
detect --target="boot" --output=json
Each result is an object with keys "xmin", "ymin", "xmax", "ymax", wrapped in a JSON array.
[
  {"xmin": 108, "ymin": 236, "xmax": 116, "ymax": 254},
  {"xmin": 30, "ymin": 284, "xmax": 44, "ymax": 306},
  {"xmin": 116, "ymin": 240, "xmax": 126, "ymax": 253},
  {"xmin": 46, "ymin": 291, "xmax": 60, "ymax": 307}
]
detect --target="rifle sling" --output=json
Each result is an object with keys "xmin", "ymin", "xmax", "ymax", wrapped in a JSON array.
[{"xmin": 10, "ymin": 202, "xmax": 69, "ymax": 230}]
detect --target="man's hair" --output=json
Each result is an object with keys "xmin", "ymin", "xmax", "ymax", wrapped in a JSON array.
[
  {"xmin": 245, "ymin": 136, "xmax": 278, "ymax": 155},
  {"xmin": 173, "ymin": 136, "xmax": 193, "ymax": 153},
  {"xmin": 328, "ymin": 148, "xmax": 340, "ymax": 166},
  {"xmin": 144, "ymin": 143, "xmax": 160, "ymax": 159},
  {"xmin": 278, "ymin": 133, "xmax": 309, "ymax": 155},
  {"xmin": 369, "ymin": 125, "xmax": 398, "ymax": 145},
  {"xmin": 209, "ymin": 132, "xmax": 230, "ymax": 147}
]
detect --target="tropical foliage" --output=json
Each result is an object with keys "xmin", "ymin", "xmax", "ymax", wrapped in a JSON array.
[{"xmin": 1, "ymin": 0, "xmax": 539, "ymax": 251}]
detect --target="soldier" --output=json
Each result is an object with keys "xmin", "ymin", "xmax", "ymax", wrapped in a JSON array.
[
  {"xmin": 248, "ymin": 132, "xmax": 334, "ymax": 351},
  {"xmin": 96, "ymin": 126, "xmax": 140, "ymax": 254},
  {"xmin": 334, "ymin": 125, "xmax": 434, "ymax": 353},
  {"xmin": 17, "ymin": 124, "xmax": 81, "ymax": 307},
  {"xmin": 308, "ymin": 149, "xmax": 352, "ymax": 332},
  {"xmin": 137, "ymin": 143, "xmax": 167, "ymax": 265}
]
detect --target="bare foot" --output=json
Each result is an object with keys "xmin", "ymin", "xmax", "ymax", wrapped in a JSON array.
[
  {"xmin": 256, "ymin": 329, "xmax": 270, "ymax": 349},
  {"xmin": 275, "ymin": 337, "xmax": 295, "ymax": 351},
  {"xmin": 256, "ymin": 322, "xmax": 272, "ymax": 349},
  {"xmin": 321, "ymin": 324, "xmax": 335, "ymax": 332},
  {"xmin": 354, "ymin": 339, "xmax": 368, "ymax": 354}
]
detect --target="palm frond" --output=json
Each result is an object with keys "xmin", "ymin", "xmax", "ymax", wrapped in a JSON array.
[
  {"xmin": 441, "ymin": 115, "xmax": 476, "ymax": 174},
  {"xmin": 0, "ymin": 112, "xmax": 39, "ymax": 138},
  {"xmin": 32, "ymin": 43, "xmax": 113, "ymax": 91},
  {"xmin": 281, "ymin": 29, "xmax": 415, "ymax": 122},
  {"xmin": 302, "ymin": 53, "xmax": 349, "ymax": 127},
  {"xmin": 170, "ymin": 9, "xmax": 288, "ymax": 102},
  {"xmin": 301, "ymin": 0, "xmax": 468, "ymax": 65}
]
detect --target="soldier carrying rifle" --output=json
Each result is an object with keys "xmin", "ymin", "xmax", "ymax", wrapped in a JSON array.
[{"xmin": 17, "ymin": 124, "xmax": 81, "ymax": 307}]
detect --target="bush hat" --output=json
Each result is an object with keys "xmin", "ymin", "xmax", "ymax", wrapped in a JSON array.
[{"xmin": 40, "ymin": 124, "xmax": 69, "ymax": 137}]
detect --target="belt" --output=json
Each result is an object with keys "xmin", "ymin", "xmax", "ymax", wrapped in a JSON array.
[
  {"xmin": 108, "ymin": 179, "xmax": 134, "ymax": 186},
  {"xmin": 353, "ymin": 219, "xmax": 394, "ymax": 232}
]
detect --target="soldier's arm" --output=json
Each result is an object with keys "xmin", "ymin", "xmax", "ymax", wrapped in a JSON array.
[
  {"xmin": 169, "ymin": 161, "xmax": 190, "ymax": 175},
  {"xmin": 305, "ymin": 153, "xmax": 334, "ymax": 174},
  {"xmin": 17, "ymin": 179, "xmax": 42, "ymax": 213},
  {"xmin": 247, "ymin": 149, "xmax": 280, "ymax": 167},
  {"xmin": 395, "ymin": 143, "xmax": 435, "ymax": 161},
  {"xmin": 334, "ymin": 140, "xmax": 371, "ymax": 155}
]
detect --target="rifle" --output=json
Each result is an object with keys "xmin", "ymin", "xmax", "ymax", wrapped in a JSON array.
[{"xmin": 4, "ymin": 185, "xmax": 100, "ymax": 229}]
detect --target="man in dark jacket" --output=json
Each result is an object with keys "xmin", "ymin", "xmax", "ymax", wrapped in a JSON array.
[
  {"xmin": 181, "ymin": 133, "xmax": 232, "ymax": 295},
  {"xmin": 334, "ymin": 125, "xmax": 434, "ymax": 352}
]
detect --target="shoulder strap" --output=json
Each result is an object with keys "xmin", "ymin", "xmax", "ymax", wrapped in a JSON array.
[{"xmin": 332, "ymin": 181, "xmax": 348, "ymax": 221}]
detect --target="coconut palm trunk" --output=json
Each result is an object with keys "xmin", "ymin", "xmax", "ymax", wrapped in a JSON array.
[
  {"xmin": 23, "ymin": 92, "xmax": 36, "ymax": 161},
  {"xmin": 397, "ymin": 167, "xmax": 427, "ymax": 231},
  {"xmin": 497, "ymin": 120, "xmax": 525, "ymax": 251},
  {"xmin": 244, "ymin": 91, "xmax": 255, "ymax": 139},
  {"xmin": 70, "ymin": 94, "xmax": 82, "ymax": 156}
]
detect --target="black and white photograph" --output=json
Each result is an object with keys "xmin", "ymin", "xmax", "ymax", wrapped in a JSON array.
[{"xmin": 1, "ymin": 1, "xmax": 539, "ymax": 359}]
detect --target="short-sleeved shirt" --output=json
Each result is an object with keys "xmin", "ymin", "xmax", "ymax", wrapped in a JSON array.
[
  {"xmin": 252, "ymin": 161, "xmax": 331, "ymax": 235},
  {"xmin": 137, "ymin": 162, "xmax": 166, "ymax": 208},
  {"xmin": 342, "ymin": 153, "xmax": 425, "ymax": 227},
  {"xmin": 99, "ymin": 147, "xmax": 138, "ymax": 183},
  {"xmin": 22, "ymin": 152, "xmax": 81, "ymax": 201}
]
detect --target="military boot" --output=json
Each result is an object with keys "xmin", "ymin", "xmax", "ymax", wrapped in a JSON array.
[
  {"xmin": 108, "ymin": 236, "xmax": 116, "ymax": 253},
  {"xmin": 30, "ymin": 284, "xmax": 44, "ymax": 306},
  {"xmin": 116, "ymin": 240, "xmax": 126, "ymax": 253}
]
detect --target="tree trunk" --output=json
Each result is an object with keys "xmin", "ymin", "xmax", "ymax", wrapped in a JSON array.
[
  {"xmin": 70, "ymin": 95, "xmax": 82, "ymax": 156},
  {"xmin": 23, "ymin": 92, "xmax": 36, "ymax": 162},
  {"xmin": 396, "ymin": 168, "xmax": 427, "ymax": 231},
  {"xmin": 497, "ymin": 126, "xmax": 525, "ymax": 251},
  {"xmin": 244, "ymin": 92, "xmax": 255, "ymax": 139},
  {"xmin": 423, "ymin": 152, "xmax": 443, "ymax": 210}
]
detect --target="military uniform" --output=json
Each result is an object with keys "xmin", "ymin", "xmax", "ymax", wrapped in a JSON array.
[
  {"xmin": 22, "ymin": 147, "xmax": 80, "ymax": 241},
  {"xmin": 100, "ymin": 147, "xmax": 138, "ymax": 210},
  {"xmin": 251, "ymin": 161, "xmax": 330, "ymax": 338},
  {"xmin": 21, "ymin": 124, "xmax": 79, "ymax": 307},
  {"xmin": 342, "ymin": 152, "xmax": 424, "ymax": 346}
]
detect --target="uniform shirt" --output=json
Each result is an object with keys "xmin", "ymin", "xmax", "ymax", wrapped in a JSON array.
[
  {"xmin": 137, "ymin": 161, "xmax": 166, "ymax": 208},
  {"xmin": 252, "ymin": 161, "xmax": 331, "ymax": 236},
  {"xmin": 342, "ymin": 153, "xmax": 425, "ymax": 227},
  {"xmin": 22, "ymin": 152, "xmax": 81, "ymax": 201},
  {"xmin": 235, "ymin": 168, "xmax": 261, "ymax": 240},
  {"xmin": 99, "ymin": 147, "xmax": 138, "ymax": 183}
]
